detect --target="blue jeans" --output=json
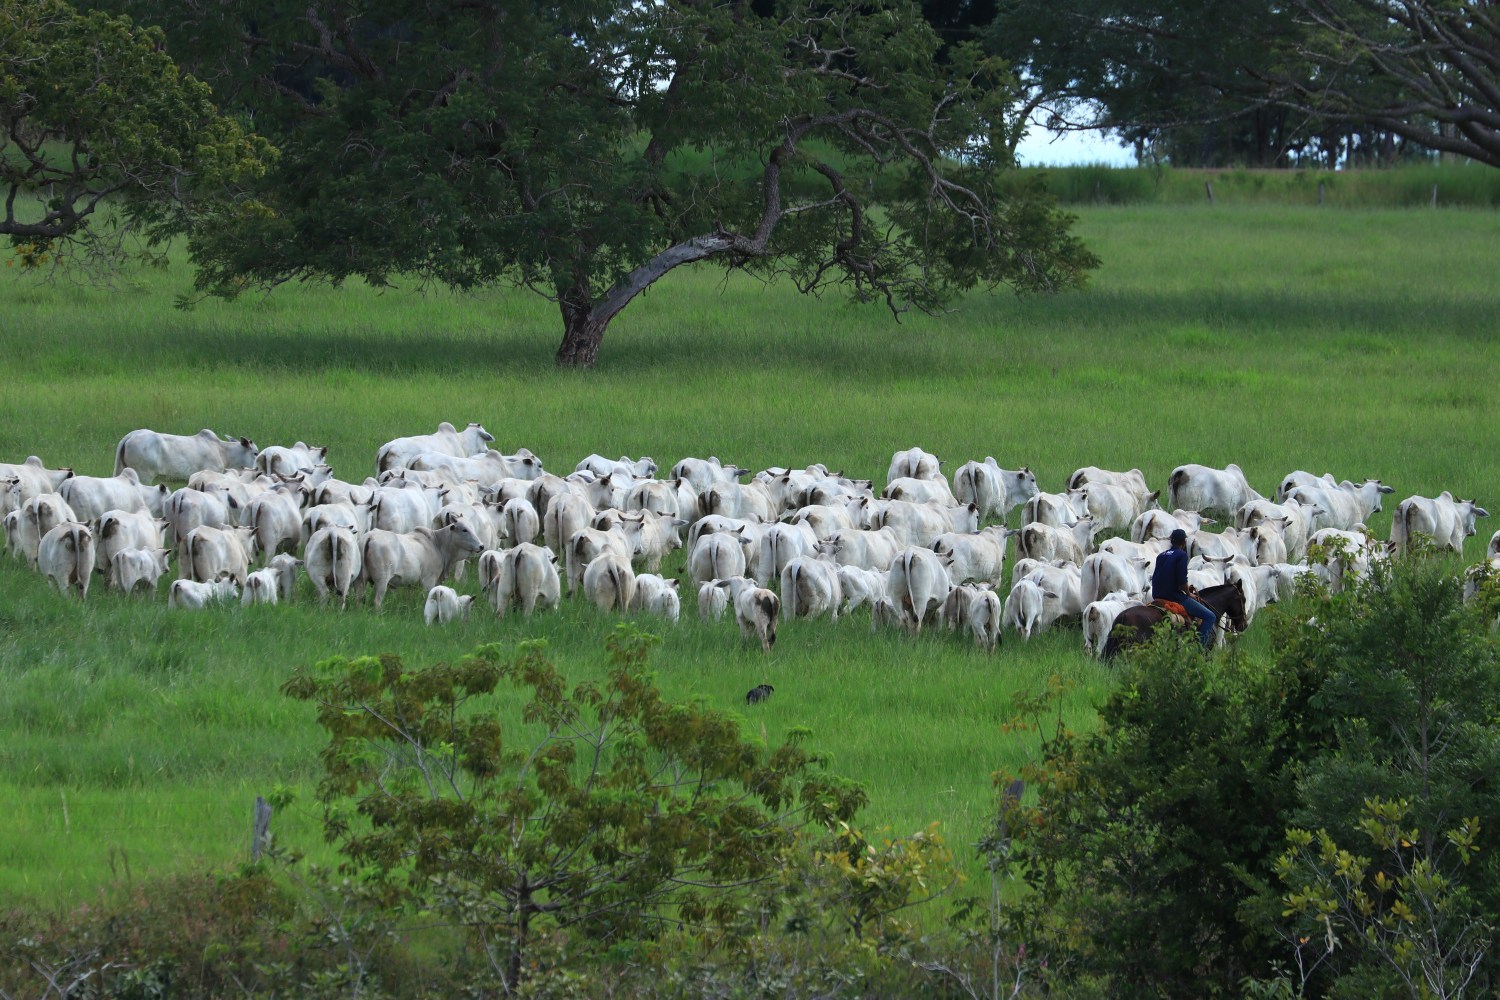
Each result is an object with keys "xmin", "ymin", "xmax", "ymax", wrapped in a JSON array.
[{"xmin": 1178, "ymin": 595, "xmax": 1217, "ymax": 649}]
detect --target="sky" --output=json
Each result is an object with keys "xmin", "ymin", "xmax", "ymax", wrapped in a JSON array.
[{"xmin": 1014, "ymin": 127, "xmax": 1137, "ymax": 167}]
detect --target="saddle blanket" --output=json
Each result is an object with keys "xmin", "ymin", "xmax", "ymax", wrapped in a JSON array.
[{"xmin": 1150, "ymin": 599, "xmax": 1189, "ymax": 628}]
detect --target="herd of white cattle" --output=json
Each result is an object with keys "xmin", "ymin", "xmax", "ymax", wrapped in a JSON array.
[{"xmin": 3, "ymin": 423, "xmax": 1495, "ymax": 657}]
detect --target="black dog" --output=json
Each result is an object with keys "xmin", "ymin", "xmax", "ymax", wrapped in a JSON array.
[{"xmin": 744, "ymin": 683, "xmax": 774, "ymax": 705}]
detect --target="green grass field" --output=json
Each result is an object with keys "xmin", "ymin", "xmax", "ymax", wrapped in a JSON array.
[{"xmin": 2, "ymin": 203, "xmax": 1497, "ymax": 909}]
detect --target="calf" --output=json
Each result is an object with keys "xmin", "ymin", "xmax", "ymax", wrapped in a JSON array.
[
  {"xmin": 837, "ymin": 565, "xmax": 888, "ymax": 614},
  {"xmin": 1003, "ymin": 580, "xmax": 1052, "ymax": 641},
  {"xmin": 720, "ymin": 576, "xmax": 780, "ymax": 652},
  {"xmin": 110, "ymin": 547, "xmax": 171, "ymax": 595},
  {"xmin": 630, "ymin": 573, "xmax": 681, "ymax": 623},
  {"xmin": 243, "ymin": 567, "xmax": 284, "ymax": 606},
  {"xmin": 424, "ymin": 585, "xmax": 475, "ymax": 624},
  {"xmin": 168, "ymin": 578, "xmax": 239, "ymax": 609}
]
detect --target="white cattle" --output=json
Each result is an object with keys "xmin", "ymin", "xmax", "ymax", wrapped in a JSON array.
[
  {"xmin": 245, "ymin": 488, "xmax": 304, "ymax": 563},
  {"xmin": 757, "ymin": 521, "xmax": 819, "ymax": 585},
  {"xmin": 719, "ymin": 576, "xmax": 780, "ymax": 652},
  {"xmin": 187, "ymin": 469, "xmax": 275, "ymax": 521},
  {"xmin": 182, "ymin": 524, "xmax": 257, "ymax": 584},
  {"xmin": 61, "ymin": 469, "xmax": 170, "ymax": 522},
  {"xmin": 1235, "ymin": 497, "xmax": 1321, "ymax": 563},
  {"xmin": 817, "ymin": 526, "xmax": 904, "ymax": 572},
  {"xmin": 567, "ymin": 527, "xmax": 634, "ymax": 595},
  {"xmin": 583, "ymin": 551, "xmax": 637, "ymax": 614},
  {"xmin": 688, "ymin": 531, "xmax": 750, "ymax": 584},
  {"xmin": 882, "ymin": 476, "xmax": 956, "ymax": 506},
  {"xmin": 1003, "ymin": 579, "xmax": 1052, "ymax": 640},
  {"xmin": 489, "ymin": 543, "xmax": 562, "ymax": 618},
  {"xmin": 411, "ymin": 447, "xmax": 543, "ymax": 484},
  {"xmin": 1015, "ymin": 519, "xmax": 1098, "ymax": 565},
  {"xmin": 700, "ymin": 481, "xmax": 778, "ymax": 522},
  {"xmin": 1287, "ymin": 480, "xmax": 1394, "ymax": 532},
  {"xmin": 931, "ymin": 527, "xmax": 1009, "ymax": 587},
  {"xmin": 526, "ymin": 473, "xmax": 589, "ymax": 521},
  {"xmin": 0, "ymin": 456, "xmax": 73, "ymax": 510},
  {"xmin": 305, "ymin": 525, "xmax": 362, "ymax": 608},
  {"xmin": 944, "ymin": 585, "xmax": 1003, "ymax": 651},
  {"xmin": 38, "ymin": 522, "xmax": 95, "ymax": 600},
  {"xmin": 1275, "ymin": 471, "xmax": 1338, "ymax": 503},
  {"xmin": 577, "ymin": 454, "xmax": 656, "ymax": 480},
  {"xmin": 1265, "ymin": 562, "xmax": 1321, "ymax": 602},
  {"xmin": 875, "ymin": 500, "xmax": 979, "ymax": 549},
  {"xmin": 95, "ymin": 508, "xmax": 167, "ymax": 573},
  {"xmin": 115, "ymin": 428, "xmax": 259, "ymax": 483},
  {"xmin": 1246, "ymin": 524, "xmax": 1289, "ymax": 567},
  {"xmin": 837, "ymin": 565, "xmax": 888, "ymax": 614},
  {"xmin": 687, "ymin": 514, "xmax": 769, "ymax": 556},
  {"xmin": 887, "ymin": 547, "xmax": 953, "ymax": 635},
  {"xmin": 301, "ymin": 502, "xmax": 369, "ymax": 548},
  {"xmin": 1188, "ymin": 554, "xmax": 1238, "ymax": 590},
  {"xmin": 376, "ymin": 421, "xmax": 494, "ymax": 473},
  {"xmin": 1083, "ymin": 591, "xmax": 1143, "ymax": 659},
  {"xmin": 1391, "ymin": 492, "xmax": 1489, "ymax": 555},
  {"xmin": 671, "ymin": 456, "xmax": 751, "ymax": 495},
  {"xmin": 630, "ymin": 573, "xmax": 681, "ymax": 623},
  {"xmin": 619, "ymin": 510, "xmax": 687, "ymax": 572},
  {"xmin": 19, "ymin": 493, "xmax": 78, "ymax": 568},
  {"xmin": 255, "ymin": 442, "xmax": 328, "ymax": 479},
  {"xmin": 1188, "ymin": 528, "xmax": 1255, "ymax": 565},
  {"xmin": 1079, "ymin": 550, "xmax": 1152, "ymax": 607},
  {"xmin": 1167, "ymin": 463, "xmax": 1263, "ymax": 518},
  {"xmin": 1067, "ymin": 467, "xmax": 1153, "ymax": 503},
  {"xmin": 1489, "ymin": 529, "xmax": 1500, "ymax": 561},
  {"xmin": 786, "ymin": 503, "xmax": 858, "ymax": 541},
  {"xmin": 360, "ymin": 522, "xmax": 485, "ymax": 610},
  {"xmin": 312, "ymin": 477, "xmax": 377, "ymax": 508},
  {"xmin": 164, "ymin": 486, "xmax": 238, "ymax": 549},
  {"xmin": 168, "ymin": 578, "xmax": 238, "ymax": 609},
  {"xmin": 243, "ymin": 568, "xmax": 284, "ymax": 606},
  {"xmin": 3, "ymin": 510, "xmax": 22, "ymax": 560},
  {"xmin": 368, "ymin": 483, "xmax": 447, "ymax": 534},
  {"xmin": 624, "ymin": 479, "xmax": 686, "ymax": 518},
  {"xmin": 1067, "ymin": 482, "xmax": 1159, "ymax": 537},
  {"xmin": 870, "ymin": 595, "xmax": 904, "ymax": 633},
  {"xmin": 1131, "ymin": 509, "xmax": 1212, "ymax": 544},
  {"xmin": 109, "ymin": 547, "xmax": 171, "ymax": 595},
  {"xmin": 1097, "ymin": 536, "xmax": 1171, "ymax": 562},
  {"xmin": 499, "ymin": 497, "xmax": 541, "ymax": 548},
  {"xmin": 697, "ymin": 580, "xmax": 731, "ymax": 622},
  {"xmin": 781, "ymin": 556, "xmax": 843, "ymax": 621},
  {"xmin": 423, "ymin": 585, "xmax": 474, "ymax": 624},
  {"xmin": 1024, "ymin": 562, "xmax": 1085, "ymax": 629},
  {"xmin": 1022, "ymin": 492, "xmax": 1084, "ymax": 528},
  {"xmin": 543, "ymin": 493, "xmax": 596, "ymax": 558},
  {"xmin": 801, "ymin": 478, "xmax": 875, "ymax": 508},
  {"xmin": 953, "ymin": 459, "xmax": 1038, "ymax": 522},
  {"xmin": 886, "ymin": 447, "xmax": 942, "ymax": 486}
]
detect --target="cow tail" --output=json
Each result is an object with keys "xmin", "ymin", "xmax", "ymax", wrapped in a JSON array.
[
  {"xmin": 1168, "ymin": 470, "xmax": 1187, "ymax": 511},
  {"xmin": 114, "ymin": 435, "xmax": 129, "ymax": 477},
  {"xmin": 786, "ymin": 563, "xmax": 800, "ymax": 618},
  {"xmin": 608, "ymin": 562, "xmax": 626, "ymax": 612}
]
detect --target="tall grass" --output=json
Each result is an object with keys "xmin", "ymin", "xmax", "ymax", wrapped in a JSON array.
[{"xmin": 1, "ymin": 204, "xmax": 1497, "ymax": 907}]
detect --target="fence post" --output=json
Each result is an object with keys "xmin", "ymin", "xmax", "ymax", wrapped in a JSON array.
[
  {"xmin": 1431, "ymin": 183, "xmax": 1439, "ymax": 208},
  {"xmin": 1204, "ymin": 180, "xmax": 1215, "ymax": 205},
  {"xmin": 1317, "ymin": 181, "xmax": 1325, "ymax": 206},
  {"xmin": 252, "ymin": 796, "xmax": 273, "ymax": 862}
]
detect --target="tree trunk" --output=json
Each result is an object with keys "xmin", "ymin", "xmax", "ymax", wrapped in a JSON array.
[{"xmin": 555, "ymin": 308, "xmax": 607, "ymax": 368}]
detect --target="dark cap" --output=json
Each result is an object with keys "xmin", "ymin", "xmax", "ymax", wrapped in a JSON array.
[{"xmin": 1169, "ymin": 528, "xmax": 1187, "ymax": 545}]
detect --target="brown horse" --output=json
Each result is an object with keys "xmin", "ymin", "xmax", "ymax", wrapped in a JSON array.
[{"xmin": 1102, "ymin": 582, "xmax": 1250, "ymax": 660}]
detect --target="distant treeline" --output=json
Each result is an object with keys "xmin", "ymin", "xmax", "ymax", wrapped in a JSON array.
[{"xmin": 1009, "ymin": 163, "xmax": 1500, "ymax": 208}]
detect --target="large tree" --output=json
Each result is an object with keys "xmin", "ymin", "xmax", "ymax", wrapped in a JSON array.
[
  {"xmin": 119, "ymin": 0, "xmax": 1096, "ymax": 367},
  {"xmin": 0, "ymin": 0, "xmax": 270, "ymax": 270}
]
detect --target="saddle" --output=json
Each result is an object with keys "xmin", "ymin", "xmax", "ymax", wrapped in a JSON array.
[{"xmin": 1150, "ymin": 599, "xmax": 1189, "ymax": 628}]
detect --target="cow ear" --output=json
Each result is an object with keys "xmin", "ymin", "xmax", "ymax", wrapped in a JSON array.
[{"xmin": 1476, "ymin": 506, "xmax": 1491, "ymax": 518}]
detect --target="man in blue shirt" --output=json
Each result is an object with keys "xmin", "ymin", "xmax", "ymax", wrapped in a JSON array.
[{"xmin": 1151, "ymin": 528, "xmax": 1216, "ymax": 649}]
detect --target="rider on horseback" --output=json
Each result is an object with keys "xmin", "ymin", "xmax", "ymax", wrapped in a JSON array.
[{"xmin": 1152, "ymin": 528, "xmax": 1216, "ymax": 649}]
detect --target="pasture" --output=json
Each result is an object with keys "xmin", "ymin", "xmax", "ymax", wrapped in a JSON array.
[{"xmin": 1, "ymin": 203, "xmax": 1497, "ymax": 907}]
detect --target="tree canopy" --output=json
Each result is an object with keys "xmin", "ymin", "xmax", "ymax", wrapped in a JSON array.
[
  {"xmin": 0, "ymin": 0, "xmax": 270, "ymax": 270},
  {"xmin": 107, "ymin": 0, "xmax": 1097, "ymax": 367}
]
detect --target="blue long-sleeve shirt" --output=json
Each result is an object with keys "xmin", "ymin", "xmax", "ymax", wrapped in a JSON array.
[{"xmin": 1152, "ymin": 547, "xmax": 1189, "ymax": 602}]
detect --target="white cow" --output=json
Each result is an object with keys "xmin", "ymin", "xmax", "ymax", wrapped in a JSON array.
[
  {"xmin": 304, "ymin": 526, "xmax": 363, "ymax": 610},
  {"xmin": 1235, "ymin": 497, "xmax": 1321, "ymax": 563},
  {"xmin": 931, "ymin": 527, "xmax": 1009, "ymax": 587},
  {"xmin": 115, "ymin": 428, "xmax": 259, "ymax": 483},
  {"xmin": 543, "ymin": 493, "xmax": 596, "ymax": 558},
  {"xmin": 168, "ymin": 578, "xmax": 239, "ymax": 609},
  {"xmin": 423, "ymin": 585, "xmax": 474, "ymax": 624},
  {"xmin": 671, "ymin": 456, "xmax": 751, "ymax": 495},
  {"xmin": 583, "ymin": 551, "xmax": 637, "ymax": 614},
  {"xmin": 1188, "ymin": 528, "xmax": 1255, "ymax": 565},
  {"xmin": 630, "ymin": 573, "xmax": 681, "ymax": 623},
  {"xmin": 255, "ymin": 442, "xmax": 328, "ymax": 479},
  {"xmin": 1131, "ymin": 509, "xmax": 1212, "ymax": 544},
  {"xmin": 1489, "ymin": 529, "xmax": 1500, "ymax": 561},
  {"xmin": 757, "ymin": 521, "xmax": 819, "ymax": 585},
  {"xmin": 875, "ymin": 500, "xmax": 979, "ymax": 549},
  {"xmin": 1024, "ymin": 562, "xmax": 1084, "ymax": 627},
  {"xmin": 38, "ymin": 522, "xmax": 95, "ymax": 600},
  {"xmin": 95, "ymin": 508, "xmax": 167, "ymax": 573},
  {"xmin": 619, "ymin": 510, "xmax": 687, "ymax": 572},
  {"xmin": 952, "ymin": 459, "xmax": 1038, "ymax": 522},
  {"xmin": 1015, "ymin": 519, "xmax": 1098, "ymax": 565},
  {"xmin": 19, "ymin": 493, "xmax": 78, "ymax": 568},
  {"xmin": 0, "ymin": 456, "xmax": 73, "ymax": 511},
  {"xmin": 576, "ymin": 454, "xmax": 656, "ymax": 480},
  {"xmin": 182, "ymin": 524, "xmax": 257, "ymax": 584},
  {"xmin": 698, "ymin": 580, "xmax": 731, "ymax": 622},
  {"xmin": 786, "ymin": 503, "xmax": 858, "ymax": 541},
  {"xmin": 1275, "ymin": 471, "xmax": 1338, "ymax": 503},
  {"xmin": 4, "ymin": 509, "xmax": 26, "ymax": 560},
  {"xmin": 61, "ymin": 469, "xmax": 170, "ymax": 521},
  {"xmin": 109, "ymin": 547, "xmax": 171, "ymax": 595},
  {"xmin": 689, "ymin": 531, "xmax": 751, "ymax": 584},
  {"xmin": 243, "ymin": 567, "xmax": 284, "ymax": 606},
  {"xmin": 887, "ymin": 547, "xmax": 953, "ymax": 635},
  {"xmin": 1083, "ymin": 591, "xmax": 1143, "ymax": 659},
  {"xmin": 1022, "ymin": 492, "xmax": 1084, "ymax": 528},
  {"xmin": 944, "ymin": 585, "xmax": 1003, "ymax": 651},
  {"xmin": 490, "ymin": 543, "xmax": 562, "ymax": 618},
  {"xmin": 1391, "ymin": 493, "xmax": 1490, "ymax": 555},
  {"xmin": 719, "ymin": 576, "xmax": 780, "ymax": 652},
  {"xmin": 411, "ymin": 447, "xmax": 543, "ymax": 483},
  {"xmin": 368, "ymin": 483, "xmax": 447, "ymax": 534},
  {"xmin": 567, "ymin": 527, "xmax": 634, "ymax": 595},
  {"xmin": 1003, "ymin": 579, "xmax": 1052, "ymax": 640},
  {"xmin": 886, "ymin": 447, "xmax": 942, "ymax": 486},
  {"xmin": 781, "ymin": 556, "xmax": 843, "ymax": 621},
  {"xmin": 376, "ymin": 421, "xmax": 494, "ymax": 473},
  {"xmin": 882, "ymin": 476, "xmax": 957, "ymax": 506},
  {"xmin": 1079, "ymin": 550, "xmax": 1152, "ymax": 607},
  {"xmin": 499, "ymin": 497, "xmax": 542, "ymax": 548},
  {"xmin": 1067, "ymin": 467, "xmax": 1153, "ymax": 503},
  {"xmin": 1167, "ymin": 463, "xmax": 1263, "ymax": 518},
  {"xmin": 245, "ymin": 488, "xmax": 304, "ymax": 563},
  {"xmin": 1246, "ymin": 524, "xmax": 1289, "ymax": 568},
  {"xmin": 699, "ymin": 481, "xmax": 778, "ymax": 522},
  {"xmin": 164, "ymin": 486, "xmax": 237, "ymax": 549},
  {"xmin": 837, "ymin": 565, "xmax": 888, "ymax": 614},
  {"xmin": 360, "ymin": 522, "xmax": 485, "ymax": 610},
  {"xmin": 1286, "ymin": 480, "xmax": 1394, "ymax": 532},
  {"xmin": 817, "ymin": 527, "xmax": 904, "ymax": 572},
  {"xmin": 1067, "ymin": 482, "xmax": 1159, "ymax": 537}
]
